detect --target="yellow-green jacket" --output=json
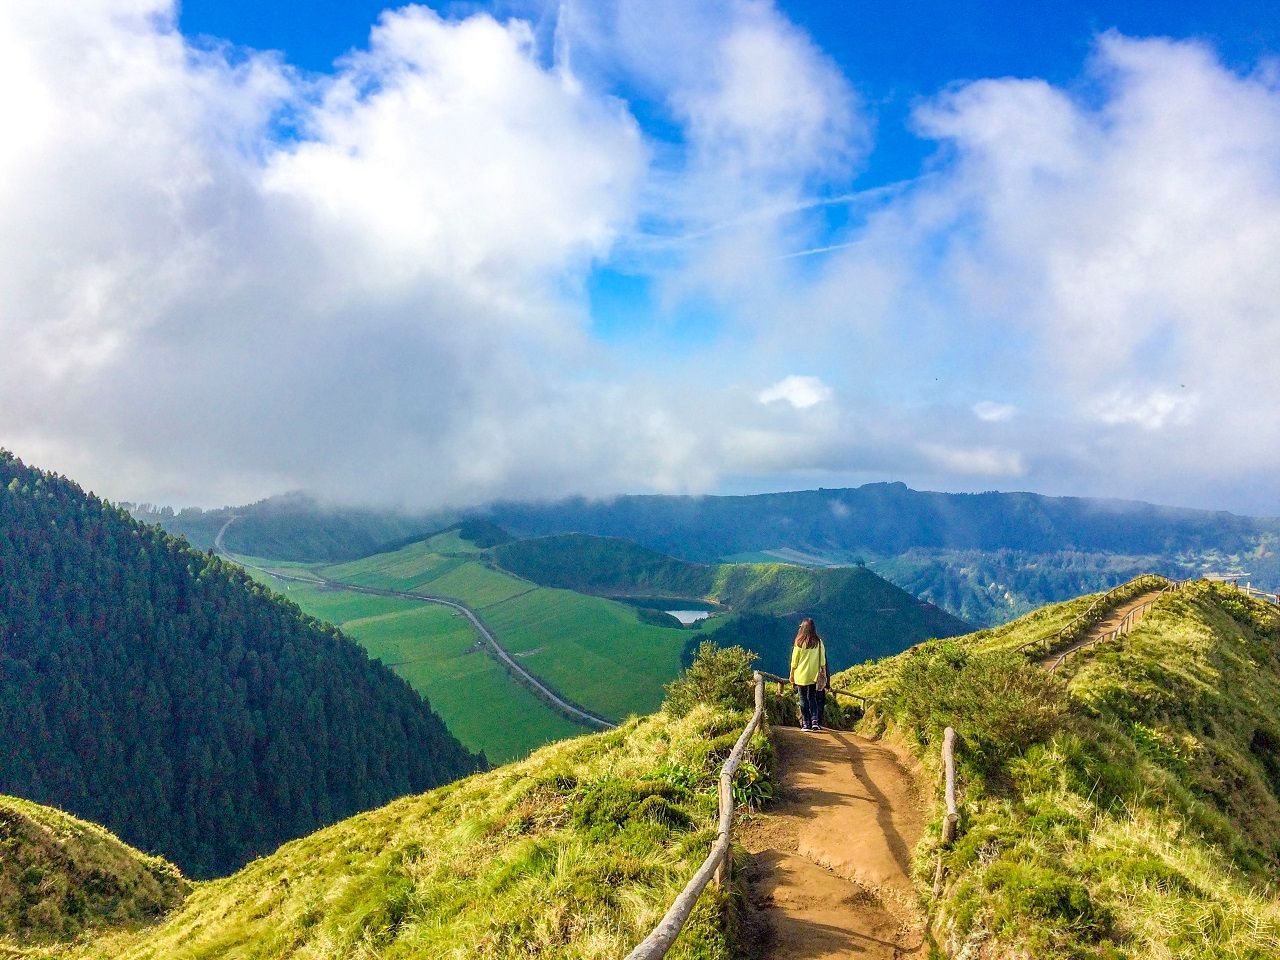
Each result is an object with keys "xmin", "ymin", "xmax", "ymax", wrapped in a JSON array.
[{"xmin": 789, "ymin": 641, "xmax": 827, "ymax": 686}]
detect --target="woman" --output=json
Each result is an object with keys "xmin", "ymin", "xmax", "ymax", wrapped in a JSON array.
[{"xmin": 788, "ymin": 617, "xmax": 828, "ymax": 731}]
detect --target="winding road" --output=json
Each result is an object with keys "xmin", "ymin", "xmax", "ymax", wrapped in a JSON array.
[{"xmin": 213, "ymin": 518, "xmax": 615, "ymax": 731}]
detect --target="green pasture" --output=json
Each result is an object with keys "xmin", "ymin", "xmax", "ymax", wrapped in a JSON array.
[
  {"xmin": 324, "ymin": 541, "xmax": 690, "ymax": 722},
  {"xmin": 235, "ymin": 574, "xmax": 584, "ymax": 763},
  {"xmin": 480, "ymin": 587, "xmax": 688, "ymax": 719}
]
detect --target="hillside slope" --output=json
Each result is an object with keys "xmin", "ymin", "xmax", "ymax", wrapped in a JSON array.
[
  {"xmin": 833, "ymin": 581, "xmax": 1280, "ymax": 958},
  {"xmin": 0, "ymin": 451, "xmax": 482, "ymax": 878},
  {"xmin": 10, "ymin": 704, "xmax": 752, "ymax": 960},
  {"xmin": 137, "ymin": 485, "xmax": 1280, "ymax": 626},
  {"xmin": 0, "ymin": 796, "xmax": 187, "ymax": 947},
  {"xmin": 492, "ymin": 533, "xmax": 970, "ymax": 676}
]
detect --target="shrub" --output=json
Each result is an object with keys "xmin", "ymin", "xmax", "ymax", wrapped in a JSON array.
[
  {"xmin": 731, "ymin": 760, "xmax": 773, "ymax": 811},
  {"xmin": 571, "ymin": 779, "xmax": 691, "ymax": 836},
  {"xmin": 664, "ymin": 641, "xmax": 758, "ymax": 717},
  {"xmin": 983, "ymin": 859, "xmax": 1111, "ymax": 941},
  {"xmin": 892, "ymin": 640, "xmax": 1064, "ymax": 773}
]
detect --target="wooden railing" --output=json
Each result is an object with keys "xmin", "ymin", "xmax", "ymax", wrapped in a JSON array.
[
  {"xmin": 757, "ymin": 669, "xmax": 873, "ymax": 707},
  {"xmin": 932, "ymin": 726, "xmax": 958, "ymax": 895},
  {"xmin": 1228, "ymin": 580, "xmax": 1280, "ymax": 606},
  {"xmin": 1015, "ymin": 574, "xmax": 1168, "ymax": 656},
  {"xmin": 1036, "ymin": 577, "xmax": 1191, "ymax": 672},
  {"xmin": 624, "ymin": 672, "xmax": 766, "ymax": 960}
]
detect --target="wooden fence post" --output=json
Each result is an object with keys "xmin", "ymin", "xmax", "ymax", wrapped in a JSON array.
[
  {"xmin": 941, "ymin": 727, "xmax": 958, "ymax": 845},
  {"xmin": 934, "ymin": 727, "xmax": 959, "ymax": 897},
  {"xmin": 713, "ymin": 775, "xmax": 733, "ymax": 886}
]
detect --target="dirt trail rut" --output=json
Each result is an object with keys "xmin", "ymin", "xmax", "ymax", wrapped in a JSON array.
[
  {"xmin": 741, "ymin": 727, "xmax": 927, "ymax": 959},
  {"xmin": 1040, "ymin": 589, "xmax": 1165, "ymax": 668}
]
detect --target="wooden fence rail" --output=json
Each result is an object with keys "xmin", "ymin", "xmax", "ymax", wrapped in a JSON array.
[
  {"xmin": 1041, "ymin": 577, "xmax": 1192, "ymax": 672},
  {"xmin": 932, "ymin": 726, "xmax": 959, "ymax": 895},
  {"xmin": 623, "ymin": 672, "xmax": 766, "ymax": 960},
  {"xmin": 1230, "ymin": 581, "xmax": 1280, "ymax": 606},
  {"xmin": 1015, "ymin": 574, "xmax": 1165, "ymax": 656},
  {"xmin": 756, "ymin": 669, "xmax": 872, "ymax": 706}
]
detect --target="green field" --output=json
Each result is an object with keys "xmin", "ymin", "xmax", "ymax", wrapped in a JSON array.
[
  {"xmin": 322, "ymin": 540, "xmax": 691, "ymax": 722},
  {"xmin": 238, "ymin": 572, "xmax": 584, "ymax": 763},
  {"xmin": 228, "ymin": 529, "xmax": 966, "ymax": 762},
  {"xmin": 232, "ymin": 535, "xmax": 691, "ymax": 761}
]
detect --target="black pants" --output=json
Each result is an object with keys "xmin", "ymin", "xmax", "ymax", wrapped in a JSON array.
[{"xmin": 797, "ymin": 684, "xmax": 825, "ymax": 728}]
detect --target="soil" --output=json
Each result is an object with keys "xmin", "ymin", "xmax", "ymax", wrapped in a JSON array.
[{"xmin": 739, "ymin": 726, "xmax": 927, "ymax": 960}]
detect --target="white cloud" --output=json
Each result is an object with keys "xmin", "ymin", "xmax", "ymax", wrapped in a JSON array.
[
  {"xmin": 919, "ymin": 444, "xmax": 1026, "ymax": 478},
  {"xmin": 0, "ymin": 1, "xmax": 656, "ymax": 506},
  {"xmin": 758, "ymin": 375, "xmax": 832, "ymax": 409},
  {"xmin": 2, "ymin": 4, "xmax": 1279, "ymax": 515},
  {"xmin": 792, "ymin": 33, "xmax": 1280, "ymax": 509},
  {"xmin": 973, "ymin": 401, "xmax": 1017, "ymax": 422},
  {"xmin": 1088, "ymin": 389, "xmax": 1198, "ymax": 430}
]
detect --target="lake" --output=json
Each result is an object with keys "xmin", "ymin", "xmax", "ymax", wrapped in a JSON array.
[{"xmin": 666, "ymin": 609, "xmax": 713, "ymax": 625}]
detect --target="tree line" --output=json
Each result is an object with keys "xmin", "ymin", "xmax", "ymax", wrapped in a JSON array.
[{"xmin": 0, "ymin": 451, "xmax": 483, "ymax": 878}]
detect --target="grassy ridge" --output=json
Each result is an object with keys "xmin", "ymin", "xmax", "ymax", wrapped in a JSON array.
[
  {"xmin": 32, "ymin": 706, "xmax": 750, "ymax": 960},
  {"xmin": 0, "ymin": 797, "xmax": 187, "ymax": 948},
  {"xmin": 834, "ymin": 582, "xmax": 1280, "ymax": 958},
  {"xmin": 492, "ymin": 534, "xmax": 970, "ymax": 676}
]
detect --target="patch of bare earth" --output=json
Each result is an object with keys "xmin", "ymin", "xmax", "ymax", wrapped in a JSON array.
[{"xmin": 738, "ymin": 727, "xmax": 927, "ymax": 960}]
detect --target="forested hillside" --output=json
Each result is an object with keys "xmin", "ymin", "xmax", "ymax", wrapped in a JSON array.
[
  {"xmin": 125, "ymin": 492, "xmax": 450, "ymax": 560},
  {"xmin": 0, "ymin": 452, "xmax": 482, "ymax": 878}
]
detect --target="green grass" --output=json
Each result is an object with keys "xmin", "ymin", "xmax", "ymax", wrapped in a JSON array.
[
  {"xmin": 256, "ymin": 577, "xmax": 582, "ymax": 763},
  {"xmin": 0, "ymin": 797, "xmax": 187, "ymax": 947},
  {"xmin": 833, "ymin": 582, "xmax": 1280, "ymax": 959},
  {"xmin": 30, "ymin": 705, "xmax": 753, "ymax": 960},
  {"xmin": 479, "ymin": 588, "xmax": 688, "ymax": 719},
  {"xmin": 324, "ymin": 541, "xmax": 691, "ymax": 723}
]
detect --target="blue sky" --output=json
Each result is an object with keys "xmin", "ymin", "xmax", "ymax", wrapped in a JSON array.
[
  {"xmin": 2, "ymin": 0, "xmax": 1279, "ymax": 513},
  {"xmin": 179, "ymin": 0, "xmax": 1280, "ymax": 188}
]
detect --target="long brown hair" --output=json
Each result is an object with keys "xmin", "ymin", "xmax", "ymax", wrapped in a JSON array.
[{"xmin": 794, "ymin": 618, "xmax": 821, "ymax": 649}]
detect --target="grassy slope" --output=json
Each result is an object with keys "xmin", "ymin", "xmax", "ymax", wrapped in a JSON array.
[
  {"xmin": 324, "ymin": 538, "xmax": 690, "ymax": 723},
  {"xmin": 0, "ymin": 798, "xmax": 187, "ymax": 949},
  {"xmin": 492, "ymin": 533, "xmax": 969, "ymax": 676},
  {"xmin": 834, "ymin": 582, "xmax": 1280, "ymax": 959},
  {"xmin": 33, "ymin": 706, "xmax": 749, "ymax": 960},
  {"xmin": 246, "ymin": 573, "xmax": 583, "ymax": 763}
]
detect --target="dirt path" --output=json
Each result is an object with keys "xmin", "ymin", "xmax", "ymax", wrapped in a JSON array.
[
  {"xmin": 1039, "ymin": 589, "xmax": 1165, "ymax": 669},
  {"xmin": 740, "ymin": 727, "xmax": 927, "ymax": 959}
]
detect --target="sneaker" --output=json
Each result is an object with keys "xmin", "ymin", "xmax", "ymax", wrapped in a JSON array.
[
  {"xmin": 812, "ymin": 724, "xmax": 825, "ymax": 731},
  {"xmin": 800, "ymin": 724, "xmax": 811, "ymax": 731}
]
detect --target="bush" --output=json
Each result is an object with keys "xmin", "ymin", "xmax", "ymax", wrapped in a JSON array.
[
  {"xmin": 983, "ymin": 859, "xmax": 1111, "ymax": 941},
  {"xmin": 664, "ymin": 641, "xmax": 758, "ymax": 717},
  {"xmin": 893, "ymin": 641, "xmax": 1064, "ymax": 772}
]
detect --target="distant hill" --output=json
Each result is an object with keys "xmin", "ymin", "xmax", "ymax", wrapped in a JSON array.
[
  {"xmin": 0, "ymin": 451, "xmax": 482, "ymax": 878},
  {"xmin": 133, "ymin": 484, "xmax": 1280, "ymax": 626},
  {"xmin": 481, "ymin": 486, "xmax": 1280, "ymax": 624},
  {"xmin": 832, "ymin": 581, "xmax": 1280, "ymax": 957},
  {"xmin": 0, "ymin": 795, "xmax": 187, "ymax": 946},
  {"xmin": 492, "ymin": 532, "xmax": 970, "ymax": 675},
  {"xmin": 124, "ymin": 492, "xmax": 452, "ymax": 561}
]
